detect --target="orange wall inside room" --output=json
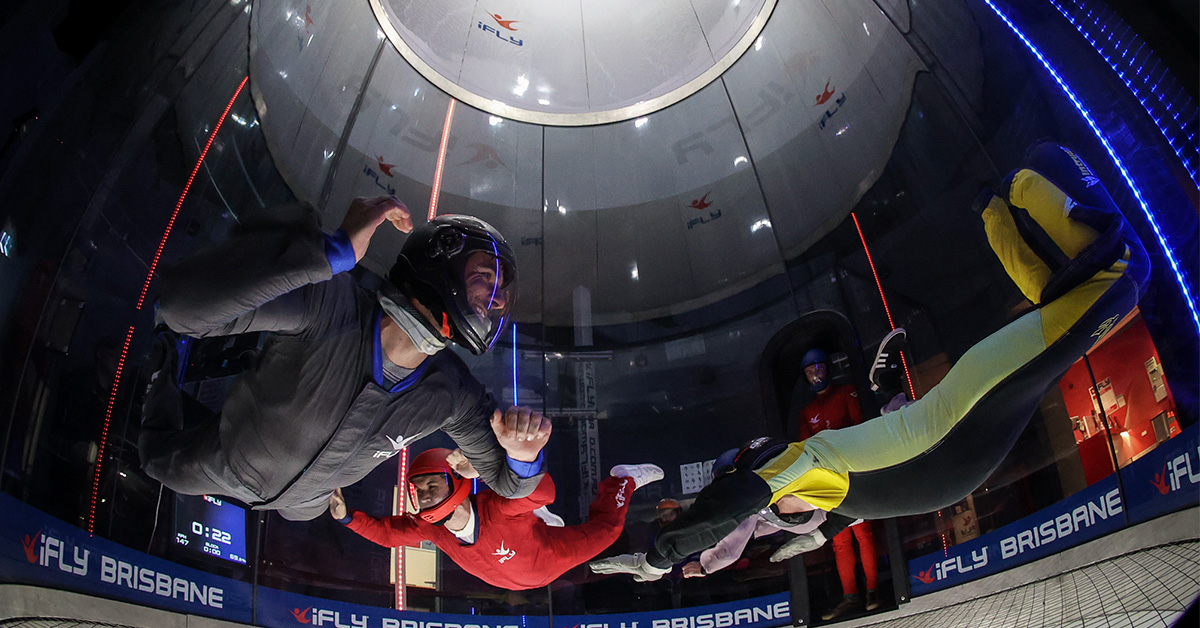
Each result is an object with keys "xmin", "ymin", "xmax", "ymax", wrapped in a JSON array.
[{"xmin": 1058, "ymin": 316, "xmax": 1176, "ymax": 468}]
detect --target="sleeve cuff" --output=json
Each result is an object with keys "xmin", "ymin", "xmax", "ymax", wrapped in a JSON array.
[
  {"xmin": 324, "ymin": 229, "xmax": 356, "ymax": 274},
  {"xmin": 337, "ymin": 511, "xmax": 355, "ymax": 525},
  {"xmin": 506, "ymin": 451, "xmax": 544, "ymax": 478}
]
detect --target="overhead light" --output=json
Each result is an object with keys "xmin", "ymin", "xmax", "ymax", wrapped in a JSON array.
[
  {"xmin": 558, "ymin": 203, "xmax": 567, "ymax": 214},
  {"xmin": 278, "ymin": 70, "xmax": 288, "ymax": 79},
  {"xmin": 751, "ymin": 219, "xmax": 771, "ymax": 232},
  {"xmin": 489, "ymin": 116, "xmax": 502, "ymax": 126},
  {"xmin": 754, "ymin": 36, "xmax": 763, "ymax": 51},
  {"xmin": 631, "ymin": 264, "xmax": 639, "ymax": 280},
  {"xmin": 734, "ymin": 156, "xmax": 748, "ymax": 166},
  {"xmin": 635, "ymin": 117, "xmax": 648, "ymax": 128},
  {"xmin": 863, "ymin": 22, "xmax": 870, "ymax": 36},
  {"xmin": 323, "ymin": 149, "xmax": 334, "ymax": 160},
  {"xmin": 391, "ymin": 104, "xmax": 397, "ymax": 110},
  {"xmin": 0, "ymin": 231, "xmax": 12, "ymax": 257},
  {"xmin": 836, "ymin": 124, "xmax": 850, "ymax": 136},
  {"xmin": 513, "ymin": 75, "xmax": 529, "ymax": 97},
  {"xmin": 538, "ymin": 98, "xmax": 550, "ymax": 105}
]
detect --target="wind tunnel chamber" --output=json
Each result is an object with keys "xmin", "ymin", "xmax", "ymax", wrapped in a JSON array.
[{"xmin": 0, "ymin": 0, "xmax": 1196, "ymax": 624}]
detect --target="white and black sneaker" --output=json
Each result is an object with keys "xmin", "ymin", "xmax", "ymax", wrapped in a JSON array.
[
  {"xmin": 610, "ymin": 464, "xmax": 664, "ymax": 489},
  {"xmin": 869, "ymin": 327, "xmax": 906, "ymax": 392}
]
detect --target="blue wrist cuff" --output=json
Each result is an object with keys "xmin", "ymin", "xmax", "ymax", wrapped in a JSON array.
[
  {"xmin": 324, "ymin": 229, "xmax": 356, "ymax": 274},
  {"xmin": 506, "ymin": 451, "xmax": 544, "ymax": 478},
  {"xmin": 337, "ymin": 513, "xmax": 354, "ymax": 525}
]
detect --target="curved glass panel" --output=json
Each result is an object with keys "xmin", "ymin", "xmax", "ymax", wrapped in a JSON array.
[{"xmin": 0, "ymin": 0, "xmax": 1195, "ymax": 625}]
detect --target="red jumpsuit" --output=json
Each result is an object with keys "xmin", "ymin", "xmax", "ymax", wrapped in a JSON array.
[
  {"xmin": 798, "ymin": 383, "xmax": 877, "ymax": 596},
  {"xmin": 345, "ymin": 474, "xmax": 632, "ymax": 590}
]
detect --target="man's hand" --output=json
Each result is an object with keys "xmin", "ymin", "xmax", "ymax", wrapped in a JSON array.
[
  {"xmin": 490, "ymin": 406, "xmax": 551, "ymax": 463},
  {"xmin": 340, "ymin": 196, "xmax": 412, "ymax": 262},
  {"xmin": 682, "ymin": 561, "xmax": 706, "ymax": 578},
  {"xmin": 329, "ymin": 488, "xmax": 347, "ymax": 521},
  {"xmin": 589, "ymin": 553, "xmax": 670, "ymax": 582},
  {"xmin": 446, "ymin": 449, "xmax": 480, "ymax": 479}
]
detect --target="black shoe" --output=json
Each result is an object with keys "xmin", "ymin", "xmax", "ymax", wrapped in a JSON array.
[
  {"xmin": 864, "ymin": 589, "xmax": 880, "ymax": 611},
  {"xmin": 869, "ymin": 327, "xmax": 906, "ymax": 392},
  {"xmin": 821, "ymin": 594, "xmax": 861, "ymax": 621}
]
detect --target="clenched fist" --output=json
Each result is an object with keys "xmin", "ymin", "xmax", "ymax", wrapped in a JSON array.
[{"xmin": 490, "ymin": 406, "xmax": 551, "ymax": 462}]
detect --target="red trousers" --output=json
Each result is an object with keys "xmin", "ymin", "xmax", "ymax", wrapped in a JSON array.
[{"xmin": 832, "ymin": 521, "xmax": 877, "ymax": 595}]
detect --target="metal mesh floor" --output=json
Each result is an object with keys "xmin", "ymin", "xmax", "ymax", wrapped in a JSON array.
[{"xmin": 843, "ymin": 542, "xmax": 1200, "ymax": 628}]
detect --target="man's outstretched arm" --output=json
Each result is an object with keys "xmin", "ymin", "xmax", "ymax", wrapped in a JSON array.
[
  {"xmin": 160, "ymin": 197, "xmax": 410, "ymax": 337},
  {"xmin": 331, "ymin": 488, "xmax": 425, "ymax": 548}
]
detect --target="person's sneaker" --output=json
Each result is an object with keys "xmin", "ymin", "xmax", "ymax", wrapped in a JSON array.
[
  {"xmin": 610, "ymin": 464, "xmax": 664, "ymax": 489},
  {"xmin": 869, "ymin": 327, "xmax": 906, "ymax": 391},
  {"xmin": 864, "ymin": 588, "xmax": 880, "ymax": 611},
  {"xmin": 821, "ymin": 594, "xmax": 862, "ymax": 621}
]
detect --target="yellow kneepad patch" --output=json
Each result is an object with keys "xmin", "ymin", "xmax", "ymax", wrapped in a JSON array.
[
  {"xmin": 1009, "ymin": 170, "xmax": 1101, "ymax": 257},
  {"xmin": 771, "ymin": 468, "xmax": 851, "ymax": 512}
]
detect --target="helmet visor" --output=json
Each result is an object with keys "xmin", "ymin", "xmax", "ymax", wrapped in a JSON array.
[{"xmin": 450, "ymin": 249, "xmax": 516, "ymax": 351}]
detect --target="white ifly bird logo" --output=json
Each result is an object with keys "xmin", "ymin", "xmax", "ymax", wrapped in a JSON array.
[
  {"xmin": 493, "ymin": 541, "xmax": 516, "ymax": 563},
  {"xmin": 373, "ymin": 434, "xmax": 414, "ymax": 459}
]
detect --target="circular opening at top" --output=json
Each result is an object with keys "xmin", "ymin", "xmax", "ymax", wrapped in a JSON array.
[{"xmin": 369, "ymin": 0, "xmax": 777, "ymax": 126}]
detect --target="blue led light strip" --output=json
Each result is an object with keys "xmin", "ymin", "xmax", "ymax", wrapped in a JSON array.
[
  {"xmin": 512, "ymin": 323, "xmax": 518, "ymax": 406},
  {"xmin": 979, "ymin": 0, "xmax": 1200, "ymax": 335},
  {"xmin": 1045, "ymin": 0, "xmax": 1197, "ymax": 184}
]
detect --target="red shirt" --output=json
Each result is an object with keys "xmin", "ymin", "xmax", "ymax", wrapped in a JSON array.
[
  {"xmin": 346, "ymin": 474, "xmax": 630, "ymax": 590},
  {"xmin": 797, "ymin": 383, "xmax": 862, "ymax": 441}
]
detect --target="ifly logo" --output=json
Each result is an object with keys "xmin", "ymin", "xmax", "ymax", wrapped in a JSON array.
[
  {"xmin": 458, "ymin": 143, "xmax": 508, "ymax": 170},
  {"xmin": 493, "ymin": 541, "xmax": 517, "ymax": 563},
  {"xmin": 1092, "ymin": 315, "xmax": 1119, "ymax": 338},
  {"xmin": 913, "ymin": 547, "xmax": 989, "ymax": 584},
  {"xmin": 291, "ymin": 607, "xmax": 368, "ymax": 627},
  {"xmin": 376, "ymin": 155, "xmax": 396, "ymax": 177},
  {"xmin": 489, "ymin": 13, "xmax": 519, "ymax": 31},
  {"xmin": 814, "ymin": 79, "xmax": 835, "ymax": 106},
  {"xmin": 479, "ymin": 12, "xmax": 524, "ymax": 46},
  {"xmin": 1154, "ymin": 446, "xmax": 1200, "ymax": 494},
  {"xmin": 614, "ymin": 478, "xmax": 630, "ymax": 508},
  {"xmin": 688, "ymin": 193, "xmax": 713, "ymax": 210},
  {"xmin": 817, "ymin": 93, "xmax": 847, "ymax": 131},
  {"xmin": 23, "ymin": 529, "xmax": 90, "ymax": 576}
]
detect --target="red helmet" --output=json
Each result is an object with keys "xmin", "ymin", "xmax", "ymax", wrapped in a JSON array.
[{"xmin": 407, "ymin": 448, "xmax": 472, "ymax": 525}]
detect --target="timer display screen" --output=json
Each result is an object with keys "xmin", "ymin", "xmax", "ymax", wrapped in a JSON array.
[{"xmin": 173, "ymin": 494, "xmax": 248, "ymax": 565}]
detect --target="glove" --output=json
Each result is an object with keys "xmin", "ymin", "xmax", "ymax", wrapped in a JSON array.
[
  {"xmin": 589, "ymin": 553, "xmax": 671, "ymax": 582},
  {"xmin": 769, "ymin": 530, "xmax": 827, "ymax": 562}
]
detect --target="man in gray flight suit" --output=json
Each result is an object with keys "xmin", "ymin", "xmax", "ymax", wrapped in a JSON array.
[{"xmin": 139, "ymin": 196, "xmax": 549, "ymax": 520}]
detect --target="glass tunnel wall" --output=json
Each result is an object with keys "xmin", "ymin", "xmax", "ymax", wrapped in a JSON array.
[{"xmin": 0, "ymin": 0, "xmax": 1195, "ymax": 624}]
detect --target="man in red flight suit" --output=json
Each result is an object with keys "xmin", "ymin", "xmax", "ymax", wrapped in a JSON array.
[
  {"xmin": 797, "ymin": 348, "xmax": 878, "ymax": 621},
  {"xmin": 331, "ymin": 443, "xmax": 663, "ymax": 591}
]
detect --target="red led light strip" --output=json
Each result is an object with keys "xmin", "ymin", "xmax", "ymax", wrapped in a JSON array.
[
  {"xmin": 89, "ymin": 77, "xmax": 248, "ymax": 533},
  {"xmin": 136, "ymin": 75, "xmax": 249, "ymax": 311},
  {"xmin": 851, "ymin": 212, "xmax": 915, "ymax": 400},
  {"xmin": 395, "ymin": 446, "xmax": 409, "ymax": 610},
  {"xmin": 87, "ymin": 326, "xmax": 134, "ymax": 533},
  {"xmin": 428, "ymin": 99, "xmax": 457, "ymax": 220}
]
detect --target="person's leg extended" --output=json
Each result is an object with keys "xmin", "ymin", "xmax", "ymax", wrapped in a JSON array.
[
  {"xmin": 832, "ymin": 527, "xmax": 859, "ymax": 596},
  {"xmin": 855, "ymin": 522, "xmax": 878, "ymax": 592},
  {"xmin": 825, "ymin": 143, "xmax": 1147, "ymax": 519}
]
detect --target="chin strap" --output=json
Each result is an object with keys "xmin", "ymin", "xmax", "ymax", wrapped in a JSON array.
[{"xmin": 378, "ymin": 287, "xmax": 448, "ymax": 355}]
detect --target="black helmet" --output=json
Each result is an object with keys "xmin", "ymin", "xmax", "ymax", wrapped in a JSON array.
[{"xmin": 389, "ymin": 215, "xmax": 517, "ymax": 355}]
